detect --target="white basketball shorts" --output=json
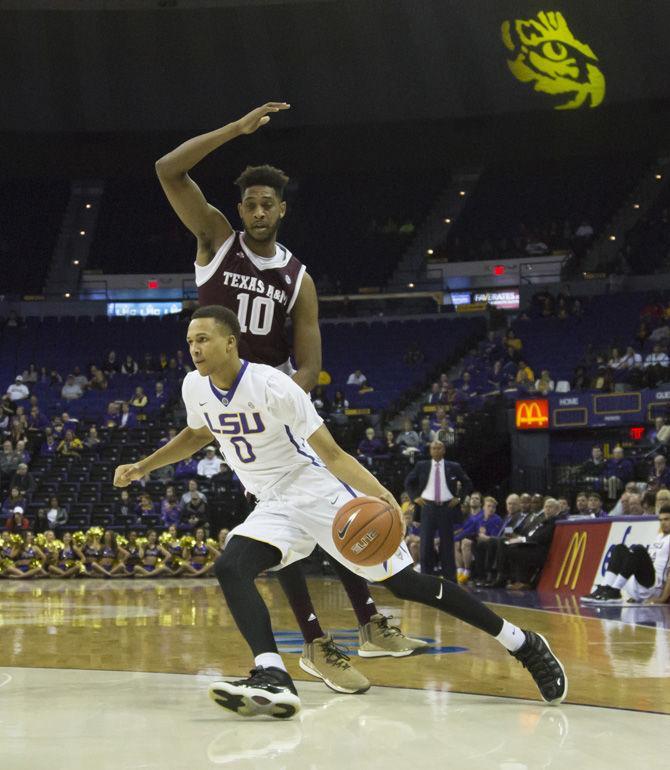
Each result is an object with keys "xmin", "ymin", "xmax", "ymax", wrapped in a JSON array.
[
  {"xmin": 227, "ymin": 463, "xmax": 412, "ymax": 582},
  {"xmin": 623, "ymin": 576, "xmax": 661, "ymax": 603}
]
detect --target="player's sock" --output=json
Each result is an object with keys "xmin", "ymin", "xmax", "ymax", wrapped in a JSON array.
[
  {"xmin": 612, "ymin": 575, "xmax": 627, "ymax": 590},
  {"xmin": 603, "ymin": 571, "xmax": 617, "ymax": 587},
  {"xmin": 255, "ymin": 652, "xmax": 287, "ymax": 673},
  {"xmin": 214, "ymin": 536, "xmax": 284, "ymax": 657},
  {"xmin": 276, "ymin": 561, "xmax": 325, "ymax": 643},
  {"xmin": 457, "ymin": 568, "xmax": 464, "ymax": 577},
  {"xmin": 495, "ymin": 620, "xmax": 525, "ymax": 652},
  {"xmin": 384, "ymin": 566, "xmax": 504, "ymax": 637},
  {"xmin": 331, "ymin": 558, "xmax": 378, "ymax": 625}
]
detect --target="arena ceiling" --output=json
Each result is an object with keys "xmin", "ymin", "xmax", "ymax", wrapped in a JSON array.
[{"xmin": 1, "ymin": 0, "xmax": 669, "ymax": 132}]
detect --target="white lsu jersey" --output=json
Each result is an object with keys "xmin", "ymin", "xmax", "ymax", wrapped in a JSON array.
[
  {"xmin": 649, "ymin": 532, "xmax": 670, "ymax": 589},
  {"xmin": 181, "ymin": 361, "xmax": 325, "ymax": 500}
]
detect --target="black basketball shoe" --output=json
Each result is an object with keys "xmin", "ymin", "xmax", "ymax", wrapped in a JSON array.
[
  {"xmin": 580, "ymin": 585, "xmax": 607, "ymax": 603},
  {"xmin": 208, "ymin": 667, "xmax": 301, "ymax": 719},
  {"xmin": 510, "ymin": 630, "xmax": 568, "ymax": 705},
  {"xmin": 591, "ymin": 586, "xmax": 622, "ymax": 603}
]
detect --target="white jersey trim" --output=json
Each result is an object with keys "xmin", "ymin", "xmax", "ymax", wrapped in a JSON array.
[
  {"xmin": 287, "ymin": 264, "xmax": 306, "ymax": 314},
  {"xmin": 194, "ymin": 233, "xmax": 235, "ymax": 288},
  {"xmin": 194, "ymin": 232, "xmax": 294, "ymax": 288}
]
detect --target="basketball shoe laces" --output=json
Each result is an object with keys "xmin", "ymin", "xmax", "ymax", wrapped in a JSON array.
[
  {"xmin": 512, "ymin": 642, "xmax": 559, "ymax": 691},
  {"xmin": 232, "ymin": 667, "xmax": 285, "ymax": 689},
  {"xmin": 320, "ymin": 638, "xmax": 354, "ymax": 669},
  {"xmin": 376, "ymin": 614, "xmax": 404, "ymax": 639}
]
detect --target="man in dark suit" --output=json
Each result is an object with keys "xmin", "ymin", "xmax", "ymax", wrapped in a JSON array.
[
  {"xmin": 405, "ymin": 440, "xmax": 473, "ymax": 581},
  {"xmin": 488, "ymin": 498, "xmax": 561, "ymax": 589}
]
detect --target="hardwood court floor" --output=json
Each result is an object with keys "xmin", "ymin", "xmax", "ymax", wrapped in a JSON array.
[{"xmin": 0, "ymin": 577, "xmax": 668, "ymax": 769}]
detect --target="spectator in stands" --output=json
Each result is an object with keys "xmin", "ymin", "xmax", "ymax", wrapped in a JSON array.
[
  {"xmin": 158, "ymin": 427, "xmax": 178, "ymax": 447},
  {"xmin": 515, "ymin": 360, "xmax": 535, "ymax": 391},
  {"xmin": 121, "ymin": 355, "xmax": 139, "ymax": 376},
  {"xmin": 8, "ymin": 417, "xmax": 26, "ymax": 445},
  {"xmin": 491, "ymin": 497, "xmax": 561, "ymax": 589},
  {"xmin": 71, "ymin": 366, "xmax": 88, "ymax": 390},
  {"xmin": 435, "ymin": 416, "xmax": 455, "ymax": 446},
  {"xmin": 160, "ymin": 486, "xmax": 182, "ymax": 528},
  {"xmin": 90, "ymin": 368, "xmax": 108, "ymax": 391},
  {"xmin": 635, "ymin": 321, "xmax": 651, "ymax": 348},
  {"xmin": 183, "ymin": 487, "xmax": 208, "ymax": 532},
  {"xmin": 27, "ymin": 405, "xmax": 48, "ymax": 432},
  {"xmin": 0, "ymin": 394, "xmax": 15, "ymax": 426},
  {"xmin": 174, "ymin": 456, "xmax": 198, "ymax": 479},
  {"xmin": 10, "ymin": 464, "xmax": 35, "ymax": 495},
  {"xmin": 580, "ymin": 446, "xmax": 606, "ymax": 487},
  {"xmin": 0, "ymin": 439, "xmax": 21, "ymax": 477},
  {"xmin": 57, "ymin": 429, "xmax": 83, "ymax": 458},
  {"xmin": 136, "ymin": 492, "xmax": 157, "ymax": 517},
  {"xmin": 587, "ymin": 492, "xmax": 608, "ymax": 518},
  {"xmin": 644, "ymin": 344, "xmax": 670, "ymax": 387},
  {"xmin": 609, "ymin": 483, "xmax": 640, "ymax": 516},
  {"xmin": 329, "ymin": 390, "xmax": 349, "ymax": 425},
  {"xmin": 656, "ymin": 489, "xmax": 670, "ymax": 512},
  {"xmin": 454, "ymin": 496, "xmax": 501, "ymax": 584},
  {"xmin": 197, "ymin": 446, "xmax": 221, "ymax": 478},
  {"xmin": 530, "ymin": 494, "xmax": 544, "ymax": 514},
  {"xmin": 130, "ymin": 386, "xmax": 148, "ymax": 415},
  {"xmin": 427, "ymin": 383, "xmax": 441, "ymax": 404},
  {"xmin": 648, "ymin": 454, "xmax": 670, "ymax": 492},
  {"xmin": 61, "ymin": 375, "xmax": 83, "ymax": 401},
  {"xmin": 114, "ymin": 489, "xmax": 134, "ymax": 519},
  {"xmin": 118, "ymin": 402, "xmax": 138, "ymax": 429},
  {"xmin": 504, "ymin": 329, "xmax": 522, "ymax": 358},
  {"xmin": 175, "ymin": 349, "xmax": 191, "ymax": 373},
  {"xmin": 642, "ymin": 491, "xmax": 657, "ymax": 516},
  {"xmin": 180, "ymin": 479, "xmax": 207, "ymax": 510},
  {"xmin": 83, "ymin": 426, "xmax": 101, "ymax": 451},
  {"xmin": 103, "ymin": 351, "xmax": 120, "ymax": 376},
  {"xmin": 602, "ymin": 446, "xmax": 634, "ymax": 500},
  {"xmin": 519, "ymin": 493, "xmax": 533, "ymax": 516},
  {"xmin": 571, "ymin": 365, "xmax": 590, "ymax": 392},
  {"xmin": 557, "ymin": 497, "xmax": 570, "ymax": 516},
  {"xmin": 154, "ymin": 381, "xmax": 168, "ymax": 412},
  {"xmin": 620, "ymin": 345, "xmax": 643, "ymax": 370},
  {"xmin": 357, "ymin": 427, "xmax": 385, "ymax": 467},
  {"xmin": 474, "ymin": 493, "xmax": 527, "ymax": 585},
  {"xmin": 40, "ymin": 434, "xmax": 57, "ymax": 457},
  {"xmin": 628, "ymin": 494, "xmax": 644, "ymax": 515},
  {"xmin": 104, "ymin": 402, "xmax": 120, "ymax": 428},
  {"xmin": 647, "ymin": 416, "xmax": 670, "ymax": 449},
  {"xmin": 397, "ymin": 418, "xmax": 421, "ymax": 457},
  {"xmin": 49, "ymin": 369, "xmax": 63, "ymax": 388},
  {"xmin": 2, "ymin": 486, "xmax": 27, "ymax": 516},
  {"xmin": 42, "ymin": 496, "xmax": 68, "ymax": 533},
  {"xmin": 417, "ymin": 417, "xmax": 435, "ymax": 451},
  {"xmin": 15, "ymin": 439, "xmax": 30, "ymax": 465},
  {"xmin": 6, "ymin": 375, "xmax": 29, "ymax": 402},
  {"xmin": 534, "ymin": 370, "xmax": 555, "ymax": 395},
  {"xmin": 592, "ymin": 364, "xmax": 615, "ymax": 393},
  {"xmin": 5, "ymin": 506, "xmax": 29, "ymax": 532},
  {"xmin": 311, "ymin": 386, "xmax": 329, "ymax": 419},
  {"xmin": 404, "ymin": 440, "xmax": 472, "ymax": 581},
  {"xmin": 383, "ymin": 430, "xmax": 399, "ymax": 456},
  {"xmin": 346, "ymin": 369, "xmax": 368, "ymax": 388},
  {"xmin": 20, "ymin": 363, "xmax": 38, "ymax": 384},
  {"xmin": 141, "ymin": 352, "xmax": 155, "ymax": 373}
]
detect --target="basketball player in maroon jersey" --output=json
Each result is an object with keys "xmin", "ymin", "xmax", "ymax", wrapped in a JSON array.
[{"xmin": 155, "ymin": 102, "xmax": 427, "ymax": 694}]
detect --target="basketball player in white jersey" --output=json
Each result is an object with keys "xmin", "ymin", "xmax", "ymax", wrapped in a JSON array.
[
  {"xmin": 155, "ymin": 101, "xmax": 425, "ymax": 695},
  {"xmin": 114, "ymin": 306, "xmax": 567, "ymax": 719},
  {"xmin": 582, "ymin": 505, "xmax": 670, "ymax": 604}
]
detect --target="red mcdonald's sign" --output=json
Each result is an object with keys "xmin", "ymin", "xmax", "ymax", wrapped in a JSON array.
[{"xmin": 516, "ymin": 399, "xmax": 549, "ymax": 430}]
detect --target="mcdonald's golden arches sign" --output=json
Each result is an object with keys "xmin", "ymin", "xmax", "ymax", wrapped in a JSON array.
[{"xmin": 516, "ymin": 399, "xmax": 549, "ymax": 430}]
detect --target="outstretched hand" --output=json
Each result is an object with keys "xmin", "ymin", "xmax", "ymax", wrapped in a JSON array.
[
  {"xmin": 113, "ymin": 463, "xmax": 144, "ymax": 488},
  {"xmin": 237, "ymin": 102, "xmax": 290, "ymax": 135}
]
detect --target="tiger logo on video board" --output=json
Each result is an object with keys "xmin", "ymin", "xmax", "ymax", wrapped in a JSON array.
[{"xmin": 501, "ymin": 11, "xmax": 605, "ymax": 110}]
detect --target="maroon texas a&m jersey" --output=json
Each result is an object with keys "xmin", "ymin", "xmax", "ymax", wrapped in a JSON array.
[{"xmin": 195, "ymin": 232, "xmax": 306, "ymax": 369}]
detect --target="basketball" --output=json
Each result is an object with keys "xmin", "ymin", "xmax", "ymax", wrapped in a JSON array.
[{"xmin": 332, "ymin": 496, "xmax": 403, "ymax": 567}]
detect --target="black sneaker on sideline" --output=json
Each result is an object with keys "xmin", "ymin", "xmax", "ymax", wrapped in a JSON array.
[
  {"xmin": 510, "ymin": 630, "xmax": 568, "ymax": 705},
  {"xmin": 208, "ymin": 666, "xmax": 301, "ymax": 719},
  {"xmin": 591, "ymin": 586, "xmax": 622, "ymax": 603},
  {"xmin": 580, "ymin": 585, "xmax": 607, "ymax": 603}
]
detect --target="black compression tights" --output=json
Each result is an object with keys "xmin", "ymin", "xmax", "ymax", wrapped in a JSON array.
[{"xmin": 215, "ymin": 537, "xmax": 504, "ymax": 657}]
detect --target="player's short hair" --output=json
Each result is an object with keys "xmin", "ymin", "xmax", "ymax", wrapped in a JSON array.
[
  {"xmin": 235, "ymin": 164, "xmax": 289, "ymax": 200},
  {"xmin": 191, "ymin": 305, "xmax": 241, "ymax": 342}
]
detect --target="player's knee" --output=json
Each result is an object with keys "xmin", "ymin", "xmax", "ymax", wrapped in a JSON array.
[
  {"xmin": 384, "ymin": 567, "xmax": 418, "ymax": 599},
  {"xmin": 214, "ymin": 550, "xmax": 241, "ymax": 587}
]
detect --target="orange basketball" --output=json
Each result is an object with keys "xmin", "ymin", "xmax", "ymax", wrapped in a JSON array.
[{"xmin": 332, "ymin": 496, "xmax": 403, "ymax": 567}]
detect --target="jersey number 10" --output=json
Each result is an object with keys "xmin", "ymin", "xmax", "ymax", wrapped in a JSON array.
[{"xmin": 236, "ymin": 293, "xmax": 274, "ymax": 336}]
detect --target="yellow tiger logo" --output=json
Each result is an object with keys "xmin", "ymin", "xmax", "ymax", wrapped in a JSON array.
[{"xmin": 501, "ymin": 11, "xmax": 605, "ymax": 110}]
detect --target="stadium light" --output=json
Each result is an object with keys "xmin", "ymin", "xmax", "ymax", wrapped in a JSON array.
[
  {"xmin": 633, "ymin": 203, "xmax": 640, "ymax": 209},
  {"xmin": 64, "ymin": 293, "xmax": 71, "ymax": 298},
  {"xmin": 85, "ymin": 203, "xmax": 92, "ymax": 209},
  {"xmin": 459, "ymin": 190, "xmax": 466, "ymax": 197},
  {"xmin": 444, "ymin": 218, "xmax": 451, "ymax": 224},
  {"xmin": 408, "ymin": 282, "xmax": 415, "ymax": 288},
  {"xmin": 608, "ymin": 235, "xmax": 616, "ymax": 241},
  {"xmin": 72, "ymin": 260, "xmax": 79, "ymax": 265},
  {"xmin": 79, "ymin": 230, "xmax": 86, "ymax": 236},
  {"xmin": 426, "ymin": 249, "xmax": 434, "ymax": 256},
  {"xmin": 655, "ymin": 174, "xmax": 662, "ymax": 180}
]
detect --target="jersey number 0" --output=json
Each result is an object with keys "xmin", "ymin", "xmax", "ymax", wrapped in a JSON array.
[{"xmin": 236, "ymin": 293, "xmax": 274, "ymax": 336}]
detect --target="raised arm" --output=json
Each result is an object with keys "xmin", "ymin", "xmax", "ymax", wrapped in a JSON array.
[
  {"xmin": 290, "ymin": 272, "xmax": 322, "ymax": 393},
  {"xmin": 155, "ymin": 102, "xmax": 290, "ymax": 265}
]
